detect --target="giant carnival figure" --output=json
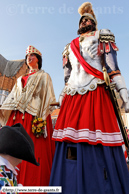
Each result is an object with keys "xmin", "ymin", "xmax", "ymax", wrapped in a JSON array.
[
  {"xmin": 49, "ymin": 2, "xmax": 129, "ymax": 194},
  {"xmin": 0, "ymin": 45, "xmax": 56, "ymax": 187}
]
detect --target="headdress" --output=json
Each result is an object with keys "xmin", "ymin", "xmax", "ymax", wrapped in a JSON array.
[
  {"xmin": 26, "ymin": 45, "xmax": 42, "ymax": 57},
  {"xmin": 0, "ymin": 123, "xmax": 39, "ymax": 166},
  {"xmin": 78, "ymin": 2, "xmax": 97, "ymax": 27}
]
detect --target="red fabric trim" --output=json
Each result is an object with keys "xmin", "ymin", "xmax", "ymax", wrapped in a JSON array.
[
  {"xmin": 71, "ymin": 37, "xmax": 104, "ymax": 80},
  {"xmin": 124, "ymin": 150, "xmax": 128, "ymax": 161},
  {"xmin": 110, "ymin": 42, "xmax": 119, "ymax": 51},
  {"xmin": 105, "ymin": 42, "xmax": 110, "ymax": 53},
  {"xmin": 98, "ymin": 42, "xmax": 104, "ymax": 54},
  {"xmin": 63, "ymin": 57, "xmax": 68, "ymax": 67},
  {"xmin": 52, "ymin": 137, "xmax": 124, "ymax": 147}
]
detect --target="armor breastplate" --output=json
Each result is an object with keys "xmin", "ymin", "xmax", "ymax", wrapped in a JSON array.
[{"xmin": 65, "ymin": 31, "xmax": 105, "ymax": 95}]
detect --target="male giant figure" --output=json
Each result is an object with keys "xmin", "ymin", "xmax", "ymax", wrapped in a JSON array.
[{"xmin": 50, "ymin": 2, "xmax": 129, "ymax": 194}]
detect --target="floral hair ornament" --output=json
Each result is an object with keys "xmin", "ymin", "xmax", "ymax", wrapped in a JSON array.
[
  {"xmin": 32, "ymin": 117, "xmax": 47, "ymax": 138},
  {"xmin": 26, "ymin": 45, "xmax": 42, "ymax": 56}
]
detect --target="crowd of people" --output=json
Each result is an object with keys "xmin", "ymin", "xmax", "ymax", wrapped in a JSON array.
[{"xmin": 0, "ymin": 2, "xmax": 129, "ymax": 194}]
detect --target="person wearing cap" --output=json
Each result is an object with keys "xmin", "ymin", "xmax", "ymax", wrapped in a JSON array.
[
  {"xmin": 0, "ymin": 46, "xmax": 56, "ymax": 187},
  {"xmin": 49, "ymin": 2, "xmax": 129, "ymax": 194},
  {"xmin": 0, "ymin": 123, "xmax": 39, "ymax": 191}
]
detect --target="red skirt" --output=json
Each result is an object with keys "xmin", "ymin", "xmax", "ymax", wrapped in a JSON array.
[
  {"xmin": 52, "ymin": 85, "xmax": 124, "ymax": 146},
  {"xmin": 6, "ymin": 111, "xmax": 55, "ymax": 187}
]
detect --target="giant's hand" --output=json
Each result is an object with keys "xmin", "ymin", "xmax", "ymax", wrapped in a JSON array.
[
  {"xmin": 119, "ymin": 89, "xmax": 129, "ymax": 112},
  {"xmin": 58, "ymin": 89, "xmax": 65, "ymax": 107},
  {"xmin": 113, "ymin": 75, "xmax": 129, "ymax": 113}
]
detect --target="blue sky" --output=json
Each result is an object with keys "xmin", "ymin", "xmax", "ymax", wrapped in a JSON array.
[{"xmin": 0, "ymin": 0, "xmax": 129, "ymax": 100}]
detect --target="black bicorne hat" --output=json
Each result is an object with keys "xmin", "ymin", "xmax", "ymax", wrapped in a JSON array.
[{"xmin": 0, "ymin": 123, "xmax": 39, "ymax": 166}]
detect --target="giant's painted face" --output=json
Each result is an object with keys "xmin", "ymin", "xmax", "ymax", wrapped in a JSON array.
[{"xmin": 26, "ymin": 53, "xmax": 38, "ymax": 69}]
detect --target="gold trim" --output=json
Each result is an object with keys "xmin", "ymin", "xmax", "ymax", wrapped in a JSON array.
[
  {"xmin": 99, "ymin": 34, "xmax": 115, "ymax": 43},
  {"xmin": 103, "ymin": 67, "xmax": 110, "ymax": 86},
  {"xmin": 90, "ymin": 84, "xmax": 95, "ymax": 89},
  {"xmin": 80, "ymin": 88, "xmax": 86, "ymax": 93}
]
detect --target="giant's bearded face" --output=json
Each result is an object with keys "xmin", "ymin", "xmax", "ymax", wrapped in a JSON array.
[{"xmin": 77, "ymin": 17, "xmax": 96, "ymax": 35}]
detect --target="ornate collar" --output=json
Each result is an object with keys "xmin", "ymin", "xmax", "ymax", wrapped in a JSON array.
[
  {"xmin": 79, "ymin": 31, "xmax": 96, "ymax": 42},
  {"xmin": 22, "ymin": 69, "xmax": 39, "ymax": 78},
  {"xmin": 29, "ymin": 69, "xmax": 39, "ymax": 73}
]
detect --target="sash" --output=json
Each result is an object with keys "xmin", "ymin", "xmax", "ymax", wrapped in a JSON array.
[{"xmin": 70, "ymin": 37, "xmax": 104, "ymax": 80}]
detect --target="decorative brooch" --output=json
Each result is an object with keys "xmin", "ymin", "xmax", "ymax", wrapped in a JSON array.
[{"xmin": 32, "ymin": 117, "xmax": 47, "ymax": 138}]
